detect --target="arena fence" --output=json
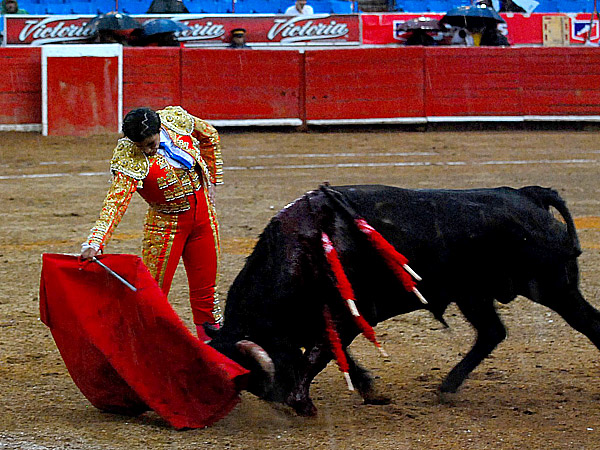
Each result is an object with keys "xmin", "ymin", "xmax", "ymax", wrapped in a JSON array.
[{"xmin": 1, "ymin": 46, "xmax": 600, "ymax": 134}]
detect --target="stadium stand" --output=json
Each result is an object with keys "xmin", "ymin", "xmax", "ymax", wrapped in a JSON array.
[{"xmin": 5, "ymin": 0, "xmax": 596, "ymax": 15}]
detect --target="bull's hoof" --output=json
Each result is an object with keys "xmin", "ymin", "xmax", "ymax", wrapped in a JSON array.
[
  {"xmin": 437, "ymin": 389, "xmax": 460, "ymax": 404},
  {"xmin": 439, "ymin": 380, "xmax": 460, "ymax": 394},
  {"xmin": 360, "ymin": 389, "xmax": 391, "ymax": 405},
  {"xmin": 285, "ymin": 394, "xmax": 317, "ymax": 417}
]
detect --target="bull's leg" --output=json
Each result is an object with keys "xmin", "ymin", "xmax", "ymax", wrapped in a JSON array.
[
  {"xmin": 535, "ymin": 287, "xmax": 600, "ymax": 349},
  {"xmin": 346, "ymin": 350, "xmax": 391, "ymax": 405},
  {"xmin": 440, "ymin": 299, "xmax": 506, "ymax": 393},
  {"xmin": 285, "ymin": 342, "xmax": 332, "ymax": 416}
]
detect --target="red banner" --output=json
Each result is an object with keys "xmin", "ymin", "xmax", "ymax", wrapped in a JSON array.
[{"xmin": 2, "ymin": 14, "xmax": 360, "ymax": 46}]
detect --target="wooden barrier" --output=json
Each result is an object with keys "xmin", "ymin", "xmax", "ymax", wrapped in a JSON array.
[
  {"xmin": 424, "ymin": 47, "xmax": 522, "ymax": 120},
  {"xmin": 1, "ymin": 46, "xmax": 600, "ymax": 132},
  {"xmin": 0, "ymin": 47, "xmax": 41, "ymax": 128},
  {"xmin": 518, "ymin": 47, "xmax": 600, "ymax": 118},
  {"xmin": 123, "ymin": 47, "xmax": 182, "ymax": 113},
  {"xmin": 304, "ymin": 47, "xmax": 426, "ymax": 124},
  {"xmin": 180, "ymin": 49, "xmax": 303, "ymax": 126},
  {"xmin": 42, "ymin": 45, "xmax": 122, "ymax": 136}
]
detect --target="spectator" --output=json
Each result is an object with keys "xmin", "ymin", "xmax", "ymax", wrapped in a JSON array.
[
  {"xmin": 229, "ymin": 28, "xmax": 249, "ymax": 48},
  {"xmin": 129, "ymin": 29, "xmax": 180, "ymax": 46},
  {"xmin": 449, "ymin": 27, "xmax": 474, "ymax": 46},
  {"xmin": 95, "ymin": 29, "xmax": 131, "ymax": 45},
  {"xmin": 284, "ymin": 0, "xmax": 314, "ymax": 15},
  {"xmin": 479, "ymin": 27, "xmax": 510, "ymax": 47},
  {"xmin": 405, "ymin": 29, "xmax": 436, "ymax": 46},
  {"xmin": 500, "ymin": 0, "xmax": 525, "ymax": 12},
  {"xmin": 146, "ymin": 0, "xmax": 189, "ymax": 13},
  {"xmin": 480, "ymin": 25, "xmax": 510, "ymax": 46},
  {"xmin": 1, "ymin": 0, "xmax": 28, "ymax": 14}
]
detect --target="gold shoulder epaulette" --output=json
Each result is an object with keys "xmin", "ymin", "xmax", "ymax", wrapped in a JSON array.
[
  {"xmin": 110, "ymin": 138, "xmax": 149, "ymax": 180},
  {"xmin": 158, "ymin": 106, "xmax": 194, "ymax": 136}
]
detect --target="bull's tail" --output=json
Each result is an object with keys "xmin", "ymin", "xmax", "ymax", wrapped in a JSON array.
[{"xmin": 519, "ymin": 186, "xmax": 581, "ymax": 256}]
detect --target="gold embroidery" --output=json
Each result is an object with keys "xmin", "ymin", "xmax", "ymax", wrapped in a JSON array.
[
  {"xmin": 142, "ymin": 209, "xmax": 178, "ymax": 287},
  {"xmin": 202, "ymin": 187, "xmax": 223, "ymax": 325},
  {"xmin": 193, "ymin": 118, "xmax": 223, "ymax": 186},
  {"xmin": 158, "ymin": 106, "xmax": 195, "ymax": 136},
  {"xmin": 147, "ymin": 166, "xmax": 203, "ymax": 214},
  {"xmin": 156, "ymin": 106, "xmax": 223, "ymax": 186},
  {"xmin": 86, "ymin": 172, "xmax": 137, "ymax": 249},
  {"xmin": 110, "ymin": 139, "xmax": 149, "ymax": 180}
]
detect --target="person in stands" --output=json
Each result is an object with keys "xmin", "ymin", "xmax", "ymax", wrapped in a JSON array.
[
  {"xmin": 405, "ymin": 29, "xmax": 436, "ymax": 46},
  {"xmin": 229, "ymin": 28, "xmax": 249, "ymax": 48},
  {"xmin": 500, "ymin": 0, "xmax": 525, "ymax": 12},
  {"xmin": 284, "ymin": 0, "xmax": 314, "ymax": 15},
  {"xmin": 95, "ymin": 29, "xmax": 131, "ymax": 45},
  {"xmin": 80, "ymin": 106, "xmax": 223, "ymax": 342},
  {"xmin": 1, "ymin": 0, "xmax": 28, "ymax": 14},
  {"xmin": 129, "ymin": 29, "xmax": 181, "ymax": 47},
  {"xmin": 480, "ymin": 25, "xmax": 510, "ymax": 46},
  {"xmin": 146, "ymin": 0, "xmax": 189, "ymax": 13},
  {"xmin": 449, "ymin": 27, "xmax": 474, "ymax": 46},
  {"xmin": 477, "ymin": 0, "xmax": 495, "ymax": 8}
]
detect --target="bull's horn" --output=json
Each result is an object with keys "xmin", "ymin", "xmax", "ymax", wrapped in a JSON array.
[{"xmin": 236, "ymin": 340, "xmax": 275, "ymax": 384}]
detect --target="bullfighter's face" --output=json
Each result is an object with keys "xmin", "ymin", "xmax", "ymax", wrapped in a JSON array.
[{"xmin": 134, "ymin": 133, "xmax": 160, "ymax": 157}]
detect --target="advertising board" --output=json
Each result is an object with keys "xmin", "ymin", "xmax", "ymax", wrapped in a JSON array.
[
  {"xmin": 2, "ymin": 14, "xmax": 360, "ymax": 46},
  {"xmin": 361, "ymin": 12, "xmax": 600, "ymax": 46}
]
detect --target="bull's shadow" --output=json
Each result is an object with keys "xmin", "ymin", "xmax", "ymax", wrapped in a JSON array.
[{"xmin": 209, "ymin": 184, "xmax": 600, "ymax": 416}]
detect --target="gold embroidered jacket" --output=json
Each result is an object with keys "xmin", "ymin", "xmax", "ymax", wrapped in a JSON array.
[{"xmin": 85, "ymin": 107, "xmax": 223, "ymax": 251}]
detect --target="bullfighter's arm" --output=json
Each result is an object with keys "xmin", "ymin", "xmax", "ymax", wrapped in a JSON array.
[
  {"xmin": 191, "ymin": 116, "xmax": 223, "ymax": 186},
  {"xmin": 83, "ymin": 171, "xmax": 138, "ymax": 253}
]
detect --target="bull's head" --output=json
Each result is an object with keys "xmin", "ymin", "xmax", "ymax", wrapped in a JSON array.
[
  {"xmin": 208, "ymin": 326, "xmax": 306, "ymax": 406},
  {"xmin": 207, "ymin": 328, "xmax": 277, "ymax": 398}
]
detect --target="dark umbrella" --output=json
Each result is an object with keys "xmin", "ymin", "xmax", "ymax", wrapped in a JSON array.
[
  {"xmin": 397, "ymin": 17, "xmax": 442, "ymax": 32},
  {"xmin": 85, "ymin": 12, "xmax": 142, "ymax": 33},
  {"xmin": 440, "ymin": 5, "xmax": 505, "ymax": 30},
  {"xmin": 141, "ymin": 19, "xmax": 190, "ymax": 36}
]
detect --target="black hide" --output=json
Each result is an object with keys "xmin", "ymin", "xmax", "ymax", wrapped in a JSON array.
[{"xmin": 210, "ymin": 185, "xmax": 599, "ymax": 416}]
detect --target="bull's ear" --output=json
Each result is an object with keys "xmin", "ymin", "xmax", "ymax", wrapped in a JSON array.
[{"xmin": 236, "ymin": 340, "xmax": 275, "ymax": 386}]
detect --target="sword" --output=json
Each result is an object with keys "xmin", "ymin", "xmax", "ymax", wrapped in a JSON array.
[{"xmin": 92, "ymin": 257, "xmax": 137, "ymax": 292}]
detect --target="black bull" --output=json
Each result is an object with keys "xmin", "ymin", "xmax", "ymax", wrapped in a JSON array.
[{"xmin": 209, "ymin": 185, "xmax": 600, "ymax": 416}]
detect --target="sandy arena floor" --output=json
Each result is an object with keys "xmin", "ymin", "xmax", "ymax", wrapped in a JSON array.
[{"xmin": 0, "ymin": 127, "xmax": 599, "ymax": 449}]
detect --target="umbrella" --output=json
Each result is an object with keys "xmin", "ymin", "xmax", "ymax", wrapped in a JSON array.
[
  {"xmin": 440, "ymin": 5, "xmax": 505, "ymax": 30},
  {"xmin": 85, "ymin": 12, "xmax": 142, "ymax": 33},
  {"xmin": 397, "ymin": 17, "xmax": 442, "ymax": 32},
  {"xmin": 141, "ymin": 19, "xmax": 191, "ymax": 37}
]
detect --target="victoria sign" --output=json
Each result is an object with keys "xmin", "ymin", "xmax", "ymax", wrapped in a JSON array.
[{"xmin": 2, "ymin": 14, "xmax": 360, "ymax": 46}]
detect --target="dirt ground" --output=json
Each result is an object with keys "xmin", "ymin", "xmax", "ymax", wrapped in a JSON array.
[{"xmin": 1, "ymin": 126, "xmax": 599, "ymax": 449}]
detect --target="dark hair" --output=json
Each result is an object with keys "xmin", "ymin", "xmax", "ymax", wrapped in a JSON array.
[{"xmin": 122, "ymin": 107, "xmax": 161, "ymax": 142}]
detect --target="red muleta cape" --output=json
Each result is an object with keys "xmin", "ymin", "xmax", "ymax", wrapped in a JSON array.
[{"xmin": 39, "ymin": 253, "xmax": 249, "ymax": 430}]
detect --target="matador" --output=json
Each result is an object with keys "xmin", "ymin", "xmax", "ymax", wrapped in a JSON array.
[{"xmin": 81, "ymin": 106, "xmax": 223, "ymax": 341}]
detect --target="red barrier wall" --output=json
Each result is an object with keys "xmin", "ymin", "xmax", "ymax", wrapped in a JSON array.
[
  {"xmin": 304, "ymin": 47, "xmax": 425, "ymax": 123},
  {"xmin": 424, "ymin": 47, "xmax": 522, "ymax": 118},
  {"xmin": 518, "ymin": 48, "xmax": 600, "ymax": 116},
  {"xmin": 2, "ymin": 47, "xmax": 600, "ymax": 130},
  {"xmin": 180, "ymin": 49, "xmax": 303, "ymax": 121},
  {"xmin": 123, "ymin": 48, "xmax": 181, "ymax": 113},
  {"xmin": 0, "ymin": 47, "xmax": 41, "ymax": 125}
]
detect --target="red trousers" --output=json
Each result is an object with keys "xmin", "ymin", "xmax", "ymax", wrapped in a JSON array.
[{"xmin": 142, "ymin": 188, "xmax": 220, "ymax": 330}]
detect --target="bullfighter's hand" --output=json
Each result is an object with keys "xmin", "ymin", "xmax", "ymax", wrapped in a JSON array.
[
  {"xmin": 208, "ymin": 182, "xmax": 216, "ymax": 208},
  {"xmin": 80, "ymin": 246, "xmax": 101, "ymax": 261}
]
